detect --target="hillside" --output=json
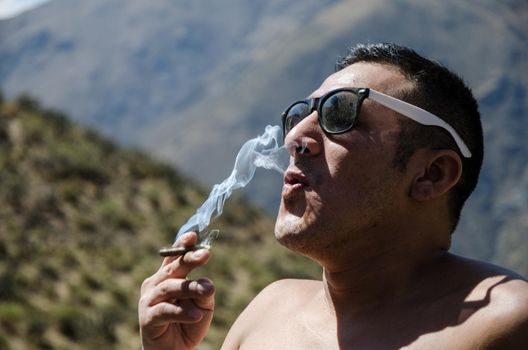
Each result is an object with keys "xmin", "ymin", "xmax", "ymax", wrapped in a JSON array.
[
  {"xmin": 0, "ymin": 0, "xmax": 526, "ymax": 283},
  {"xmin": 0, "ymin": 94, "xmax": 320, "ymax": 349}
]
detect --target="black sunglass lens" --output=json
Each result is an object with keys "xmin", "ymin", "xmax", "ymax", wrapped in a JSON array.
[
  {"xmin": 321, "ymin": 91, "xmax": 358, "ymax": 133},
  {"xmin": 284, "ymin": 102, "xmax": 310, "ymax": 134}
]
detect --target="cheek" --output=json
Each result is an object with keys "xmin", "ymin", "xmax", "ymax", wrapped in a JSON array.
[
  {"xmin": 325, "ymin": 144, "xmax": 364, "ymax": 182},
  {"xmin": 321, "ymin": 147, "xmax": 391, "ymax": 205},
  {"xmin": 317, "ymin": 153, "xmax": 359, "ymax": 203}
]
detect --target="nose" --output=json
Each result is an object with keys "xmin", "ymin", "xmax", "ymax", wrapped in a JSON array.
[{"xmin": 284, "ymin": 112, "xmax": 322, "ymax": 158}]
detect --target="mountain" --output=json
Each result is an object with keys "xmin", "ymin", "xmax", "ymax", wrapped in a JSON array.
[
  {"xmin": 0, "ymin": 95, "xmax": 320, "ymax": 349},
  {"xmin": 0, "ymin": 1, "xmax": 526, "ymax": 275}
]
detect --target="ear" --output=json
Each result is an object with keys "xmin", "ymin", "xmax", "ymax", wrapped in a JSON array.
[{"xmin": 410, "ymin": 150, "xmax": 463, "ymax": 202}]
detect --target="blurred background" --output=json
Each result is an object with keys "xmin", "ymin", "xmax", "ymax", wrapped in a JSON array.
[{"xmin": 0, "ymin": 0, "xmax": 526, "ymax": 348}]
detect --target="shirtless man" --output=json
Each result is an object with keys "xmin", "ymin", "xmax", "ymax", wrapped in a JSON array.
[{"xmin": 138, "ymin": 43, "xmax": 528, "ymax": 349}]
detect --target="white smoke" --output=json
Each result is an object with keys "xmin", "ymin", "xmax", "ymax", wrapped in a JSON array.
[{"xmin": 175, "ymin": 125, "xmax": 288, "ymax": 242}]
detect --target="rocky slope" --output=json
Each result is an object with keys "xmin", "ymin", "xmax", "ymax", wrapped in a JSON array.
[{"xmin": 0, "ymin": 95, "xmax": 320, "ymax": 349}]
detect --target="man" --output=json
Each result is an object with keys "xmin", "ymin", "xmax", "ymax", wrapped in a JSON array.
[{"xmin": 138, "ymin": 43, "xmax": 528, "ymax": 349}]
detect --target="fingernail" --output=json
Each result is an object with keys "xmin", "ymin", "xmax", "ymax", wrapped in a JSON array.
[
  {"xmin": 174, "ymin": 233, "xmax": 191, "ymax": 246},
  {"xmin": 180, "ymin": 232, "xmax": 192, "ymax": 241},
  {"xmin": 192, "ymin": 249, "xmax": 206, "ymax": 259},
  {"xmin": 198, "ymin": 282, "xmax": 213, "ymax": 294}
]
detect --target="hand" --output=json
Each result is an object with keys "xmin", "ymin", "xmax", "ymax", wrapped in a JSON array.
[{"xmin": 139, "ymin": 232, "xmax": 215, "ymax": 350}]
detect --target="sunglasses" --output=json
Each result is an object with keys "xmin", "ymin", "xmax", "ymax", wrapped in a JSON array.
[{"xmin": 281, "ymin": 87, "xmax": 471, "ymax": 158}]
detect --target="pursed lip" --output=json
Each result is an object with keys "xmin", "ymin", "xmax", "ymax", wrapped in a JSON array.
[{"xmin": 282, "ymin": 168, "xmax": 311, "ymax": 198}]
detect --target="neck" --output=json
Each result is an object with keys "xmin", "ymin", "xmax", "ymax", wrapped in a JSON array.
[{"xmin": 321, "ymin": 232, "xmax": 449, "ymax": 318}]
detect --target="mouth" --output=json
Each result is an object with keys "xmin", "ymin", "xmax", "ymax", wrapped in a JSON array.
[{"xmin": 282, "ymin": 169, "xmax": 310, "ymax": 199}]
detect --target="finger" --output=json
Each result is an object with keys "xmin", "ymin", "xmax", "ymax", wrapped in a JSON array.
[
  {"xmin": 190, "ymin": 278, "xmax": 215, "ymax": 311},
  {"xmin": 168, "ymin": 248, "xmax": 211, "ymax": 279},
  {"xmin": 141, "ymin": 232, "xmax": 209, "ymax": 292},
  {"xmin": 161, "ymin": 231, "xmax": 199, "ymax": 267},
  {"xmin": 180, "ymin": 298, "xmax": 214, "ymax": 320},
  {"xmin": 143, "ymin": 302, "xmax": 204, "ymax": 326},
  {"xmin": 146, "ymin": 278, "xmax": 215, "ymax": 306},
  {"xmin": 144, "ymin": 248, "xmax": 211, "ymax": 290}
]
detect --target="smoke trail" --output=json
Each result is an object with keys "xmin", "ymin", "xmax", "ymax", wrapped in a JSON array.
[{"xmin": 175, "ymin": 125, "xmax": 288, "ymax": 242}]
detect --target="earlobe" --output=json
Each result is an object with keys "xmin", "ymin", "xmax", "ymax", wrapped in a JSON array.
[
  {"xmin": 410, "ymin": 169, "xmax": 435, "ymax": 201},
  {"xmin": 410, "ymin": 150, "xmax": 462, "ymax": 202}
]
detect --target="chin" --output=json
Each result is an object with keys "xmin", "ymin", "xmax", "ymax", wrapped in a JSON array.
[
  {"xmin": 274, "ymin": 211, "xmax": 321, "ymax": 257},
  {"xmin": 275, "ymin": 202, "xmax": 307, "ymax": 236}
]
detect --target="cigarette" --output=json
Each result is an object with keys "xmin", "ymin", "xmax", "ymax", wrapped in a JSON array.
[{"xmin": 158, "ymin": 245, "xmax": 209, "ymax": 257}]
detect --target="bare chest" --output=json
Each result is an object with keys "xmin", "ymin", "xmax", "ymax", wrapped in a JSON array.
[
  {"xmin": 238, "ymin": 307, "xmax": 488, "ymax": 350},
  {"xmin": 239, "ymin": 310, "xmax": 338, "ymax": 350}
]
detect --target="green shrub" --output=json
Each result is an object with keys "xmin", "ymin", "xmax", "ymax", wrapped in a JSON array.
[
  {"xmin": 0, "ymin": 302, "xmax": 24, "ymax": 324},
  {"xmin": 55, "ymin": 305, "xmax": 95, "ymax": 341},
  {"xmin": 15, "ymin": 94, "xmax": 40, "ymax": 112}
]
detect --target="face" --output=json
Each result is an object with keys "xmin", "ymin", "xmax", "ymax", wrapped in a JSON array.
[{"xmin": 274, "ymin": 63, "xmax": 413, "ymax": 258}]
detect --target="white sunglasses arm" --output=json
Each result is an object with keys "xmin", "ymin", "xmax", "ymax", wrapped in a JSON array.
[{"xmin": 368, "ymin": 89, "xmax": 472, "ymax": 158}]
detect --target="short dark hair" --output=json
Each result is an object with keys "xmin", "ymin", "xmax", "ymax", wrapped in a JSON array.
[{"xmin": 336, "ymin": 43, "xmax": 483, "ymax": 231}]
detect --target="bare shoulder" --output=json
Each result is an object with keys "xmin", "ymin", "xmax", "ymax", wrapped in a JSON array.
[
  {"xmin": 221, "ymin": 279, "xmax": 322, "ymax": 349},
  {"xmin": 474, "ymin": 264, "xmax": 528, "ymax": 348},
  {"xmin": 253, "ymin": 278, "xmax": 322, "ymax": 302},
  {"xmin": 448, "ymin": 255, "xmax": 528, "ymax": 348},
  {"xmin": 235, "ymin": 278, "xmax": 321, "ymax": 319},
  {"xmin": 451, "ymin": 254, "xmax": 528, "ymax": 300}
]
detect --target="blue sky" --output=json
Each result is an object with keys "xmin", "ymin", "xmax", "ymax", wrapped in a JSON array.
[{"xmin": 0, "ymin": 0, "xmax": 50, "ymax": 19}]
